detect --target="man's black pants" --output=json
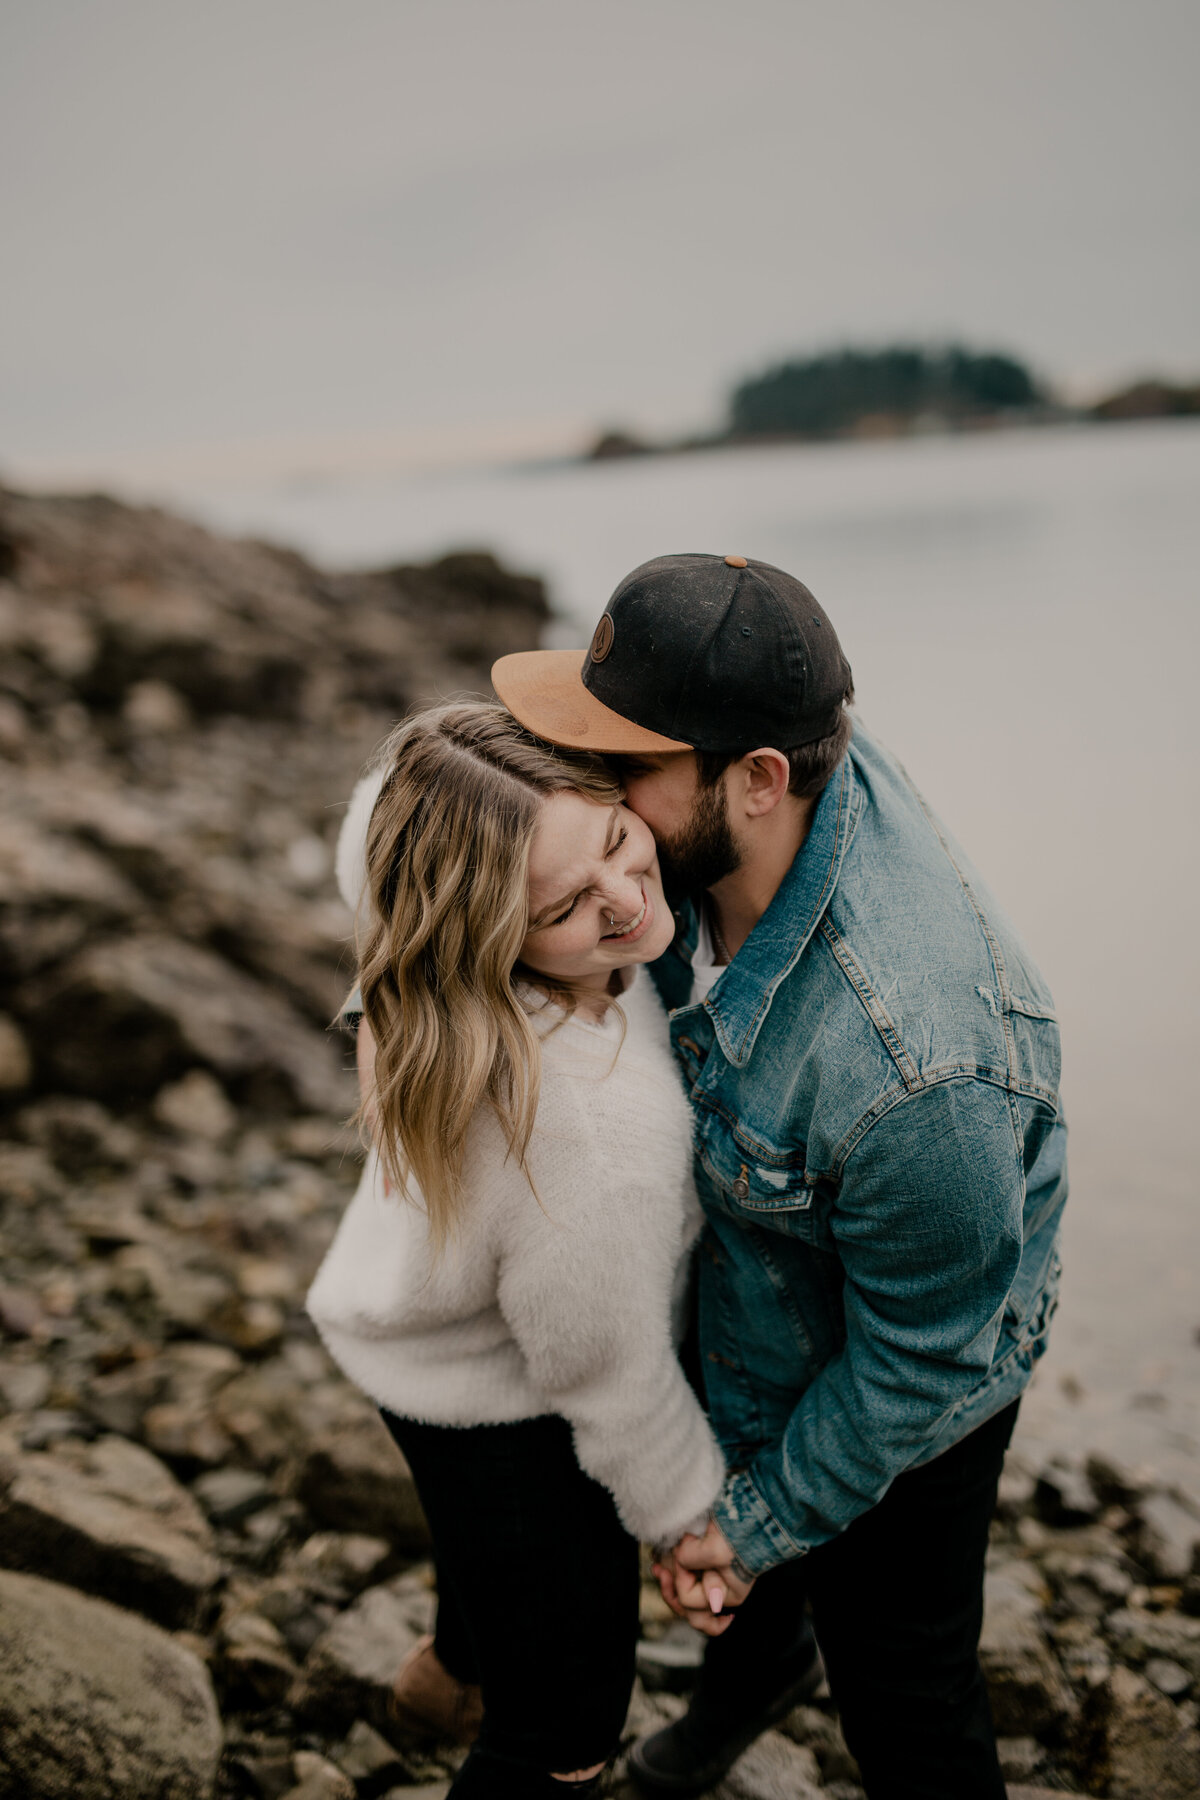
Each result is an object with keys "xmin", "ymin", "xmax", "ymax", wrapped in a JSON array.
[{"xmin": 698, "ymin": 1399, "xmax": 1020, "ymax": 1800}]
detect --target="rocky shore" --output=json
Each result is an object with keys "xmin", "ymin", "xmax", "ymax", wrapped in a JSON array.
[{"xmin": 1, "ymin": 487, "xmax": 1198, "ymax": 1799}]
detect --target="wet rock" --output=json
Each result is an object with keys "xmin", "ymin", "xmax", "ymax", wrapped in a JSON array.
[
  {"xmin": 0, "ymin": 816, "xmax": 143, "ymax": 980},
  {"xmin": 0, "ymin": 1356, "xmax": 52, "ymax": 1413},
  {"xmin": 293, "ymin": 1414, "xmax": 432, "ymax": 1550},
  {"xmin": 1034, "ymin": 1457, "xmax": 1100, "ymax": 1528},
  {"xmin": 24, "ymin": 932, "xmax": 354, "ymax": 1113},
  {"xmin": 781, "ymin": 1705, "xmax": 861, "ymax": 1783},
  {"xmin": 87, "ymin": 1338, "xmax": 243, "ymax": 1441},
  {"xmin": 1076, "ymin": 1664, "xmax": 1200, "ymax": 1798},
  {"xmin": 1050, "ymin": 1614, "xmax": 1112, "ymax": 1689},
  {"xmin": 19, "ymin": 1407, "xmax": 97, "ymax": 1449},
  {"xmin": 204, "ymin": 1292, "xmax": 287, "ymax": 1356},
  {"xmin": 979, "ymin": 1557, "xmax": 1075, "ymax": 1735},
  {"xmin": 280, "ymin": 1751, "xmax": 355, "ymax": 1800},
  {"xmin": 334, "ymin": 1719, "xmax": 407, "ymax": 1784},
  {"xmin": 0, "ymin": 1279, "xmax": 49, "ymax": 1339},
  {"xmin": 1006, "ymin": 1790, "xmax": 1083, "ymax": 1800},
  {"xmin": 712, "ymin": 1729, "xmax": 823, "ymax": 1798},
  {"xmin": 109, "ymin": 1241, "xmax": 233, "ymax": 1335},
  {"xmin": 1106, "ymin": 1607, "xmax": 1200, "ymax": 1679},
  {"xmin": 255, "ymin": 1575, "xmax": 341, "ymax": 1662},
  {"xmin": 0, "ymin": 1567, "xmax": 221, "ymax": 1799},
  {"xmin": 997, "ymin": 1735, "xmax": 1044, "ymax": 1781},
  {"xmin": 289, "ymin": 1529, "xmax": 395, "ymax": 1597},
  {"xmin": 239, "ymin": 1499, "xmax": 305, "ymax": 1563},
  {"xmin": 1042, "ymin": 1547, "xmax": 1133, "ymax": 1619},
  {"xmin": 289, "ymin": 1569, "xmax": 435, "ymax": 1737},
  {"xmin": 144, "ymin": 1401, "xmax": 238, "ymax": 1467},
  {"xmin": 219, "ymin": 1608, "xmax": 300, "ymax": 1707},
  {"xmin": 0, "ymin": 1432, "xmax": 223, "ymax": 1628},
  {"xmin": 995, "ymin": 1458, "xmax": 1038, "ymax": 1520},
  {"xmin": 154, "ymin": 1068, "xmax": 238, "ymax": 1142},
  {"xmin": 1086, "ymin": 1451, "xmax": 1152, "ymax": 1509},
  {"xmin": 0, "ymin": 1012, "xmax": 32, "ymax": 1090},
  {"xmin": 222, "ymin": 1739, "xmax": 296, "ymax": 1800},
  {"xmin": 1137, "ymin": 1492, "xmax": 1200, "ymax": 1584},
  {"xmin": 213, "ymin": 1350, "xmax": 361, "ymax": 1470},
  {"xmin": 16, "ymin": 1093, "xmax": 139, "ymax": 1172},
  {"xmin": 1145, "ymin": 1657, "xmax": 1193, "ymax": 1699},
  {"xmin": 124, "ymin": 677, "xmax": 192, "ymax": 734},
  {"xmin": 192, "ymin": 1465, "xmax": 275, "ymax": 1525}
]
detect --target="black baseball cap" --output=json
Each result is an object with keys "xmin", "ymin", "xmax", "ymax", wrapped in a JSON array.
[{"xmin": 492, "ymin": 552, "xmax": 853, "ymax": 754}]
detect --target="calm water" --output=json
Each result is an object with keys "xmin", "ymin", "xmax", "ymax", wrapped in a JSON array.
[{"xmin": 174, "ymin": 419, "xmax": 1200, "ymax": 1490}]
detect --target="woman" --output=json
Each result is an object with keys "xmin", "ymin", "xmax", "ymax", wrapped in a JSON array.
[{"xmin": 307, "ymin": 703, "xmax": 725, "ymax": 1798}]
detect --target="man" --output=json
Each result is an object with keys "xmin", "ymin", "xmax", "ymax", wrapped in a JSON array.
[{"xmin": 492, "ymin": 553, "xmax": 1066, "ymax": 1799}]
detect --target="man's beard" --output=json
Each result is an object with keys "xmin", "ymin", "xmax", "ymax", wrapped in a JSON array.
[{"xmin": 655, "ymin": 779, "xmax": 743, "ymax": 896}]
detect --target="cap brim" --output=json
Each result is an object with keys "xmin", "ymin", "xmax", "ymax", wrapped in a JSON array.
[{"xmin": 491, "ymin": 650, "xmax": 693, "ymax": 753}]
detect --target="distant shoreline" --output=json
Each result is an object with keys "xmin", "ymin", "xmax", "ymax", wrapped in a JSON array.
[{"xmin": 581, "ymin": 381, "xmax": 1200, "ymax": 467}]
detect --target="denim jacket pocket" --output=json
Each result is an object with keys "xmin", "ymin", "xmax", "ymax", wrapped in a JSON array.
[
  {"xmin": 698, "ymin": 1130, "xmax": 816, "ymax": 1241},
  {"xmin": 736, "ymin": 1179, "xmax": 815, "ymax": 1219}
]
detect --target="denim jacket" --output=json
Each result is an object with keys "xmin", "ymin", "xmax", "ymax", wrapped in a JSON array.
[{"xmin": 650, "ymin": 722, "xmax": 1067, "ymax": 1575}]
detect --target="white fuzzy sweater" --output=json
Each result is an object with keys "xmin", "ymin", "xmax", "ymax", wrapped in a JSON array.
[{"xmin": 306, "ymin": 769, "xmax": 725, "ymax": 1547}]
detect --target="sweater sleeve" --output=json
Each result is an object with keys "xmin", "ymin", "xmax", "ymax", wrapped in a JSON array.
[{"xmin": 493, "ymin": 1118, "xmax": 725, "ymax": 1546}]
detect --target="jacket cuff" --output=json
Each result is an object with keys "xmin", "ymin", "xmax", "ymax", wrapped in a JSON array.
[{"xmin": 713, "ymin": 1470, "xmax": 810, "ymax": 1577}]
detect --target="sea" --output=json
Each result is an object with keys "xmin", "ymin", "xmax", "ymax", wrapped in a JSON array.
[{"xmin": 171, "ymin": 416, "xmax": 1200, "ymax": 1493}]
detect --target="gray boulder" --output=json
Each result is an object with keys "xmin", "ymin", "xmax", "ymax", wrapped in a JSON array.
[
  {"xmin": 279, "ymin": 1753, "xmax": 355, "ymax": 1800},
  {"xmin": 293, "ymin": 1414, "xmax": 432, "ymax": 1550},
  {"xmin": 22, "ymin": 931, "xmax": 352, "ymax": 1113},
  {"xmin": 979, "ymin": 1557, "xmax": 1075, "ymax": 1735},
  {"xmin": 1077, "ymin": 1664, "xmax": 1200, "ymax": 1798},
  {"xmin": 0, "ymin": 1432, "xmax": 223, "ymax": 1629},
  {"xmin": 1136, "ymin": 1491, "xmax": 1200, "ymax": 1584},
  {"xmin": 0, "ymin": 1567, "xmax": 221, "ymax": 1799},
  {"xmin": 289, "ymin": 1569, "xmax": 434, "ymax": 1738},
  {"xmin": 712, "ymin": 1730, "xmax": 823, "ymax": 1798},
  {"xmin": 1106, "ymin": 1606, "xmax": 1200, "ymax": 1679}
]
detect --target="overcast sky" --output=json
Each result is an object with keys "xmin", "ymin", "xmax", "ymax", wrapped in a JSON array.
[{"xmin": 2, "ymin": 0, "xmax": 1197, "ymax": 484}]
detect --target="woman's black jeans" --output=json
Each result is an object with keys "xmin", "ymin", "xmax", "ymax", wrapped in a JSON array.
[{"xmin": 381, "ymin": 1410, "xmax": 640, "ymax": 1799}]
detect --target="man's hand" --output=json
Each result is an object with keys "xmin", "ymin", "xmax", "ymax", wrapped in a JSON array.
[{"xmin": 652, "ymin": 1521, "xmax": 756, "ymax": 1637}]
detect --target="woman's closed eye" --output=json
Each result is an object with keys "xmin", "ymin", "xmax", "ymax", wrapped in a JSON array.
[{"xmin": 550, "ymin": 827, "xmax": 629, "ymax": 926}]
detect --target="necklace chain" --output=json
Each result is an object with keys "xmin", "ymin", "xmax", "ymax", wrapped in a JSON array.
[{"xmin": 708, "ymin": 899, "xmax": 732, "ymax": 964}]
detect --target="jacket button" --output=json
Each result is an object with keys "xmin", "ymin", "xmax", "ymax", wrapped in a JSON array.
[{"xmin": 732, "ymin": 1177, "xmax": 750, "ymax": 1200}]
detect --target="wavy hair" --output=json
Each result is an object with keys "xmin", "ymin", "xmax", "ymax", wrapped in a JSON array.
[{"xmin": 355, "ymin": 702, "xmax": 621, "ymax": 1248}]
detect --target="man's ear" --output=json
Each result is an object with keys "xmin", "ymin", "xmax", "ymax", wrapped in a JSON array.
[{"xmin": 736, "ymin": 749, "xmax": 791, "ymax": 818}]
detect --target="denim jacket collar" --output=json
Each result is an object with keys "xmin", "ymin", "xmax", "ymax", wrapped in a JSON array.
[{"xmin": 682, "ymin": 750, "xmax": 862, "ymax": 1067}]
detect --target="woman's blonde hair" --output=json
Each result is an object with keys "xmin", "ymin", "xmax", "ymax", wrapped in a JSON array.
[{"xmin": 356, "ymin": 701, "xmax": 622, "ymax": 1247}]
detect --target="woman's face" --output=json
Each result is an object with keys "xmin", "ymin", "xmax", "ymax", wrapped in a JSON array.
[{"xmin": 520, "ymin": 790, "xmax": 675, "ymax": 989}]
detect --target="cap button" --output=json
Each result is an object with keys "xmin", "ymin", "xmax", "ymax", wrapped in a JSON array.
[{"xmin": 724, "ymin": 555, "xmax": 748, "ymax": 568}]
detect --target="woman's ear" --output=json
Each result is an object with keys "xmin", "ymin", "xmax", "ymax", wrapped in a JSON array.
[{"xmin": 739, "ymin": 748, "xmax": 792, "ymax": 818}]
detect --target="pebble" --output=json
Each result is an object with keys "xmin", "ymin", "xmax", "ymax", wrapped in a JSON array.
[
  {"xmin": 192, "ymin": 1465, "xmax": 275, "ymax": 1525},
  {"xmin": 1146, "ymin": 1656, "xmax": 1194, "ymax": 1699}
]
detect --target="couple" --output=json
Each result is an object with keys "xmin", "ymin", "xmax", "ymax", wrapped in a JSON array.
[{"xmin": 308, "ymin": 553, "xmax": 1068, "ymax": 1800}]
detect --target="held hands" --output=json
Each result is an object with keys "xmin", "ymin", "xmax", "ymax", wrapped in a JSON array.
[{"xmin": 652, "ymin": 1519, "xmax": 756, "ymax": 1638}]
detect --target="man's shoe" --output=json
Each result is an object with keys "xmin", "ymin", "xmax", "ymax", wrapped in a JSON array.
[{"xmin": 628, "ymin": 1647, "xmax": 824, "ymax": 1796}]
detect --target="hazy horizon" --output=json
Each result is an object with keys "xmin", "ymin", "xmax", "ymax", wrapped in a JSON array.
[{"xmin": 3, "ymin": 0, "xmax": 1198, "ymax": 490}]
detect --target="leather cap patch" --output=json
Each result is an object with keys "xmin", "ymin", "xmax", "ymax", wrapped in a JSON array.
[{"xmin": 589, "ymin": 613, "xmax": 615, "ymax": 662}]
